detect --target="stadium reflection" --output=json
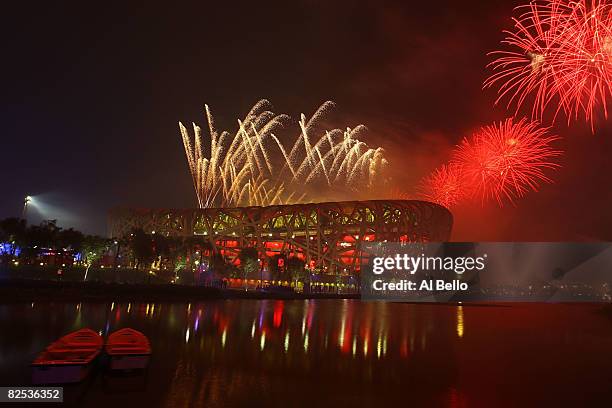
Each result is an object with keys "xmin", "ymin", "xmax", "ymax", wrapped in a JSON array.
[{"xmin": 1, "ymin": 301, "xmax": 611, "ymax": 406}]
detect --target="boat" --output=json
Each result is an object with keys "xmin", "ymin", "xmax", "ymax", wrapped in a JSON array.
[
  {"xmin": 105, "ymin": 328, "xmax": 151, "ymax": 370},
  {"xmin": 32, "ymin": 328, "xmax": 103, "ymax": 384}
]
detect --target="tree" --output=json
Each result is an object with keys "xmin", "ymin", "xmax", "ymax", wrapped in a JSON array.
[
  {"xmin": 238, "ymin": 247, "xmax": 259, "ymax": 281},
  {"xmin": 164, "ymin": 236, "xmax": 185, "ymax": 274},
  {"xmin": 57, "ymin": 228, "xmax": 85, "ymax": 253},
  {"xmin": 0, "ymin": 218, "xmax": 26, "ymax": 242},
  {"xmin": 151, "ymin": 233, "xmax": 170, "ymax": 268},
  {"xmin": 82, "ymin": 235, "xmax": 109, "ymax": 280},
  {"xmin": 286, "ymin": 257, "xmax": 306, "ymax": 285},
  {"xmin": 0, "ymin": 218, "xmax": 27, "ymax": 257},
  {"xmin": 211, "ymin": 252, "xmax": 230, "ymax": 277},
  {"xmin": 27, "ymin": 220, "xmax": 61, "ymax": 248},
  {"xmin": 129, "ymin": 229, "xmax": 155, "ymax": 270},
  {"xmin": 19, "ymin": 220, "xmax": 61, "ymax": 262},
  {"xmin": 268, "ymin": 254, "xmax": 287, "ymax": 281},
  {"xmin": 0, "ymin": 218, "xmax": 21, "ymax": 264}
]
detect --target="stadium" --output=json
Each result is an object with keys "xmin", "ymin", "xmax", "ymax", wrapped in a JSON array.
[{"xmin": 108, "ymin": 200, "xmax": 453, "ymax": 280}]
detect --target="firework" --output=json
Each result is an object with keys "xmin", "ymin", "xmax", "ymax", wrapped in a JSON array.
[
  {"xmin": 180, "ymin": 100, "xmax": 289, "ymax": 207},
  {"xmin": 485, "ymin": 0, "xmax": 612, "ymax": 129},
  {"xmin": 388, "ymin": 188, "xmax": 414, "ymax": 201},
  {"xmin": 180, "ymin": 100, "xmax": 388, "ymax": 208},
  {"xmin": 417, "ymin": 164, "xmax": 466, "ymax": 208},
  {"xmin": 452, "ymin": 118, "xmax": 561, "ymax": 205}
]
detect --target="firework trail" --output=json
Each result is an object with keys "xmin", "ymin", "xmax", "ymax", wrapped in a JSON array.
[
  {"xmin": 485, "ymin": 0, "xmax": 612, "ymax": 130},
  {"xmin": 179, "ymin": 99, "xmax": 289, "ymax": 207},
  {"xmin": 180, "ymin": 100, "xmax": 388, "ymax": 208},
  {"xmin": 452, "ymin": 118, "xmax": 562, "ymax": 206}
]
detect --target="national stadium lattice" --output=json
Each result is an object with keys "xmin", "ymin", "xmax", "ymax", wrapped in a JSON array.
[{"xmin": 108, "ymin": 200, "xmax": 452, "ymax": 275}]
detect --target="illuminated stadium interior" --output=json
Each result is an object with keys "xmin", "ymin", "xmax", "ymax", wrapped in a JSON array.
[{"xmin": 109, "ymin": 200, "xmax": 452, "ymax": 277}]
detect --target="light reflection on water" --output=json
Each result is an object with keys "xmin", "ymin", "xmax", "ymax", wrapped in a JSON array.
[
  {"xmin": 0, "ymin": 301, "xmax": 611, "ymax": 407},
  {"xmin": 456, "ymin": 305, "xmax": 464, "ymax": 338}
]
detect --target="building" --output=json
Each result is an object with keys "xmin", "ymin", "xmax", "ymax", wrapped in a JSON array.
[{"xmin": 108, "ymin": 200, "xmax": 452, "ymax": 278}]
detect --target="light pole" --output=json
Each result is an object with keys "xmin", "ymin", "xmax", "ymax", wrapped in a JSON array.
[{"xmin": 22, "ymin": 196, "xmax": 31, "ymax": 220}]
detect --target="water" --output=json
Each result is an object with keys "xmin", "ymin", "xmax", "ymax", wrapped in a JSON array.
[{"xmin": 0, "ymin": 301, "xmax": 611, "ymax": 407}]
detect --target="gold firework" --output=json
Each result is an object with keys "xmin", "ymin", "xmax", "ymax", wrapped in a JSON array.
[{"xmin": 180, "ymin": 100, "xmax": 387, "ymax": 208}]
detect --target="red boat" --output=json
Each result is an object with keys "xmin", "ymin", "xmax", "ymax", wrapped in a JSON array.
[
  {"xmin": 105, "ymin": 328, "xmax": 152, "ymax": 370},
  {"xmin": 32, "ymin": 329, "xmax": 103, "ymax": 384}
]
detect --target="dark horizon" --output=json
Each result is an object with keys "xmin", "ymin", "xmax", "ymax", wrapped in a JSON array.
[{"xmin": 2, "ymin": 0, "xmax": 611, "ymax": 240}]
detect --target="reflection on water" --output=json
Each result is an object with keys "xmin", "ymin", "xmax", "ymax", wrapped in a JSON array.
[
  {"xmin": 1, "ymin": 300, "xmax": 612, "ymax": 407},
  {"xmin": 456, "ymin": 305, "xmax": 464, "ymax": 338}
]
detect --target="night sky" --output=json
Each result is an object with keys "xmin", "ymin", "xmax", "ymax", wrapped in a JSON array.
[{"xmin": 2, "ymin": 0, "xmax": 611, "ymax": 240}]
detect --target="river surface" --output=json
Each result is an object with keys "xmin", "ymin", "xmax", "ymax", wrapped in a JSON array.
[{"xmin": 0, "ymin": 301, "xmax": 611, "ymax": 407}]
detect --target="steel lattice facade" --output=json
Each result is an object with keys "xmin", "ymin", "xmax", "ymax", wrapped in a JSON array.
[{"xmin": 108, "ymin": 200, "xmax": 452, "ymax": 273}]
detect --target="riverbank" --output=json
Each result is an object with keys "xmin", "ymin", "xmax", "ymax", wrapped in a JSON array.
[{"xmin": 0, "ymin": 278, "xmax": 359, "ymax": 302}]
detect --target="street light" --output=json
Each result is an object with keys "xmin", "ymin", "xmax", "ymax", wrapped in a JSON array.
[{"xmin": 22, "ymin": 196, "xmax": 31, "ymax": 219}]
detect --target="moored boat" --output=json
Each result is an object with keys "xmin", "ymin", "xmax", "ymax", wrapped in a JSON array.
[
  {"xmin": 105, "ymin": 328, "xmax": 151, "ymax": 370},
  {"xmin": 32, "ymin": 328, "xmax": 103, "ymax": 384}
]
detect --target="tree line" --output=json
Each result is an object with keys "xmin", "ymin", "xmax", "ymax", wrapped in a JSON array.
[{"xmin": 0, "ymin": 217, "xmax": 307, "ymax": 284}]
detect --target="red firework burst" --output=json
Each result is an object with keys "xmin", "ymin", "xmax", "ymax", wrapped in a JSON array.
[
  {"xmin": 418, "ymin": 164, "xmax": 466, "ymax": 209},
  {"xmin": 389, "ymin": 188, "xmax": 414, "ymax": 200},
  {"xmin": 485, "ymin": 0, "xmax": 612, "ymax": 130},
  {"xmin": 452, "ymin": 118, "xmax": 561, "ymax": 205}
]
